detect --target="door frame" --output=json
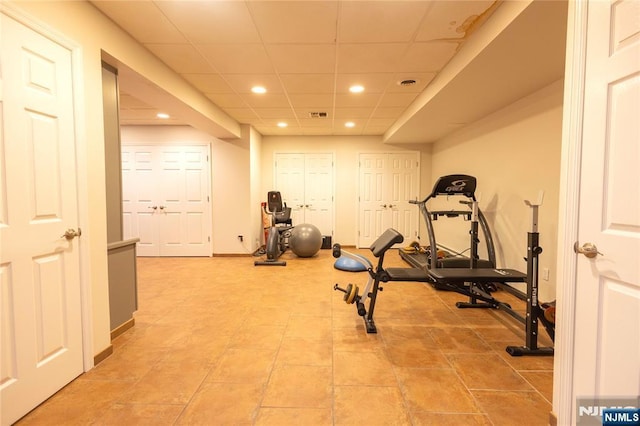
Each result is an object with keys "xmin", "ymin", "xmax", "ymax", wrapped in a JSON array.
[
  {"xmin": 553, "ymin": 0, "xmax": 586, "ymax": 423},
  {"xmin": 1, "ymin": 4, "xmax": 94, "ymax": 370}
]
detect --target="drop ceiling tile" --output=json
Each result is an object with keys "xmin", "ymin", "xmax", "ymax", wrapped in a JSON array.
[
  {"xmin": 240, "ymin": 92, "xmax": 291, "ymax": 108},
  {"xmin": 337, "ymin": 43, "xmax": 408, "ymax": 73},
  {"xmin": 365, "ymin": 118, "xmax": 396, "ymax": 128},
  {"xmin": 302, "ymin": 127, "xmax": 335, "ymax": 135},
  {"xmin": 155, "ymin": 1, "xmax": 260, "ymax": 43},
  {"xmin": 335, "ymin": 93, "xmax": 381, "ymax": 108},
  {"xmin": 144, "ymin": 44, "xmax": 212, "ymax": 73},
  {"xmin": 266, "ymin": 44, "xmax": 336, "ymax": 74},
  {"xmin": 205, "ymin": 93, "xmax": 248, "ymax": 108},
  {"xmin": 249, "ymin": 1, "xmax": 338, "ymax": 43},
  {"xmin": 91, "ymin": 1, "xmax": 187, "ymax": 44},
  {"xmin": 297, "ymin": 118, "xmax": 334, "ymax": 128},
  {"xmin": 333, "ymin": 107, "xmax": 374, "ymax": 119},
  {"xmin": 415, "ymin": 0, "xmax": 495, "ymax": 41},
  {"xmin": 397, "ymin": 41, "xmax": 459, "ymax": 73},
  {"xmin": 252, "ymin": 108, "xmax": 297, "ymax": 119},
  {"xmin": 335, "ymin": 73, "xmax": 395, "ymax": 93},
  {"xmin": 280, "ymin": 74, "xmax": 335, "ymax": 94},
  {"xmin": 182, "ymin": 74, "xmax": 234, "ymax": 94},
  {"xmin": 223, "ymin": 74, "xmax": 284, "ymax": 94},
  {"xmin": 198, "ymin": 44, "xmax": 274, "ymax": 74},
  {"xmin": 335, "ymin": 118, "xmax": 365, "ymax": 128},
  {"xmin": 378, "ymin": 92, "xmax": 419, "ymax": 108},
  {"xmin": 288, "ymin": 94, "xmax": 334, "ymax": 108},
  {"xmin": 339, "ymin": 1, "xmax": 430, "ymax": 43}
]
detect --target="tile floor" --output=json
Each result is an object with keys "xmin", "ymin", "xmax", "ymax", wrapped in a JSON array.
[{"xmin": 17, "ymin": 247, "xmax": 554, "ymax": 425}]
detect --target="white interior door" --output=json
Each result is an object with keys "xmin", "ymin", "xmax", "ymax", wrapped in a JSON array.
[
  {"xmin": 568, "ymin": 0, "xmax": 640, "ymax": 420},
  {"xmin": 1, "ymin": 14, "xmax": 84, "ymax": 425},
  {"xmin": 358, "ymin": 152, "xmax": 419, "ymax": 247},
  {"xmin": 388, "ymin": 153, "xmax": 420, "ymax": 240},
  {"xmin": 274, "ymin": 152, "xmax": 334, "ymax": 235},
  {"xmin": 122, "ymin": 146, "xmax": 158, "ymax": 254},
  {"xmin": 359, "ymin": 153, "xmax": 388, "ymax": 246},
  {"xmin": 303, "ymin": 153, "xmax": 333, "ymax": 235},
  {"xmin": 157, "ymin": 146, "xmax": 211, "ymax": 256},
  {"xmin": 122, "ymin": 145, "xmax": 212, "ymax": 256},
  {"xmin": 273, "ymin": 152, "xmax": 305, "ymax": 223}
]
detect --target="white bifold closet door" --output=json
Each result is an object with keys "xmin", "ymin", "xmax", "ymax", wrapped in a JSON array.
[
  {"xmin": 274, "ymin": 152, "xmax": 334, "ymax": 237},
  {"xmin": 121, "ymin": 145, "xmax": 212, "ymax": 256}
]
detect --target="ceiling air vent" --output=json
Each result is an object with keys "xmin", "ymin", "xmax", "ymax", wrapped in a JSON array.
[
  {"xmin": 308, "ymin": 112, "xmax": 328, "ymax": 118},
  {"xmin": 398, "ymin": 79, "xmax": 417, "ymax": 87}
]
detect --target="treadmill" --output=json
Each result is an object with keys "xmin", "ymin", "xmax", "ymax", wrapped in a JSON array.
[{"xmin": 400, "ymin": 174, "xmax": 498, "ymax": 288}]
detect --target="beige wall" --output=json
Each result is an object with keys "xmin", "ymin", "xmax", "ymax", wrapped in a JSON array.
[
  {"xmin": 260, "ymin": 136, "xmax": 433, "ymax": 245},
  {"xmin": 429, "ymin": 80, "xmax": 564, "ymax": 301}
]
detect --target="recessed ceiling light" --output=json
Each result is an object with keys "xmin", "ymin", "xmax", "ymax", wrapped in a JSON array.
[
  {"xmin": 277, "ymin": 122, "xmax": 288, "ymax": 128},
  {"xmin": 349, "ymin": 85, "xmax": 365, "ymax": 93},
  {"xmin": 345, "ymin": 122, "xmax": 355, "ymax": 128},
  {"xmin": 156, "ymin": 112, "xmax": 170, "ymax": 119},
  {"xmin": 251, "ymin": 86, "xmax": 267, "ymax": 94}
]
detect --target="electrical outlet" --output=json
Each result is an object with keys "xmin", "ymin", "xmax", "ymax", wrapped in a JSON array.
[
  {"xmin": 237, "ymin": 235, "xmax": 243, "ymax": 242},
  {"xmin": 542, "ymin": 267, "xmax": 550, "ymax": 281}
]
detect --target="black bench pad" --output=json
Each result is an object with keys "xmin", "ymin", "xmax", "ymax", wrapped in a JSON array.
[
  {"xmin": 428, "ymin": 268, "xmax": 527, "ymax": 284},
  {"xmin": 385, "ymin": 267, "xmax": 431, "ymax": 282}
]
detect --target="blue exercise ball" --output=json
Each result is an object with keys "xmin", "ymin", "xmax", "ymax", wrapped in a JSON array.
[{"xmin": 289, "ymin": 223, "xmax": 322, "ymax": 258}]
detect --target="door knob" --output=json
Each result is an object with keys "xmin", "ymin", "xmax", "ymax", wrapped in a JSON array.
[
  {"xmin": 574, "ymin": 242, "xmax": 602, "ymax": 258},
  {"xmin": 61, "ymin": 228, "xmax": 82, "ymax": 240},
  {"xmin": 381, "ymin": 204, "xmax": 387, "ymax": 208},
  {"xmin": 148, "ymin": 206, "xmax": 158, "ymax": 210}
]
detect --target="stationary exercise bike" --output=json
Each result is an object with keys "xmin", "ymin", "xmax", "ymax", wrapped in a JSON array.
[{"xmin": 255, "ymin": 191, "xmax": 292, "ymax": 266}]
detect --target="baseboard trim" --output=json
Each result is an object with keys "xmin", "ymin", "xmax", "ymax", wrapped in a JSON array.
[
  {"xmin": 549, "ymin": 411, "xmax": 558, "ymax": 426},
  {"xmin": 110, "ymin": 318, "xmax": 135, "ymax": 340},
  {"xmin": 212, "ymin": 253, "xmax": 252, "ymax": 257},
  {"xmin": 93, "ymin": 344, "xmax": 113, "ymax": 366}
]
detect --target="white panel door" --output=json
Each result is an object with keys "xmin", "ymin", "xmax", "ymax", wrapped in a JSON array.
[
  {"xmin": 274, "ymin": 152, "xmax": 334, "ymax": 235},
  {"xmin": 358, "ymin": 152, "xmax": 419, "ymax": 247},
  {"xmin": 273, "ymin": 152, "xmax": 305, "ymax": 223},
  {"xmin": 359, "ymin": 153, "xmax": 388, "ymax": 246},
  {"xmin": 304, "ymin": 153, "xmax": 334, "ymax": 235},
  {"xmin": 0, "ymin": 14, "xmax": 84, "ymax": 425},
  {"xmin": 157, "ymin": 146, "xmax": 211, "ymax": 256},
  {"xmin": 122, "ymin": 145, "xmax": 211, "ymax": 256},
  {"xmin": 121, "ymin": 147, "xmax": 158, "ymax": 255},
  {"xmin": 571, "ymin": 0, "xmax": 640, "ymax": 411},
  {"xmin": 388, "ymin": 153, "xmax": 420, "ymax": 240}
]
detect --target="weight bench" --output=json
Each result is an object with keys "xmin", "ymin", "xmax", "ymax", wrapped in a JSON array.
[{"xmin": 334, "ymin": 228, "xmax": 412, "ymax": 333}]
